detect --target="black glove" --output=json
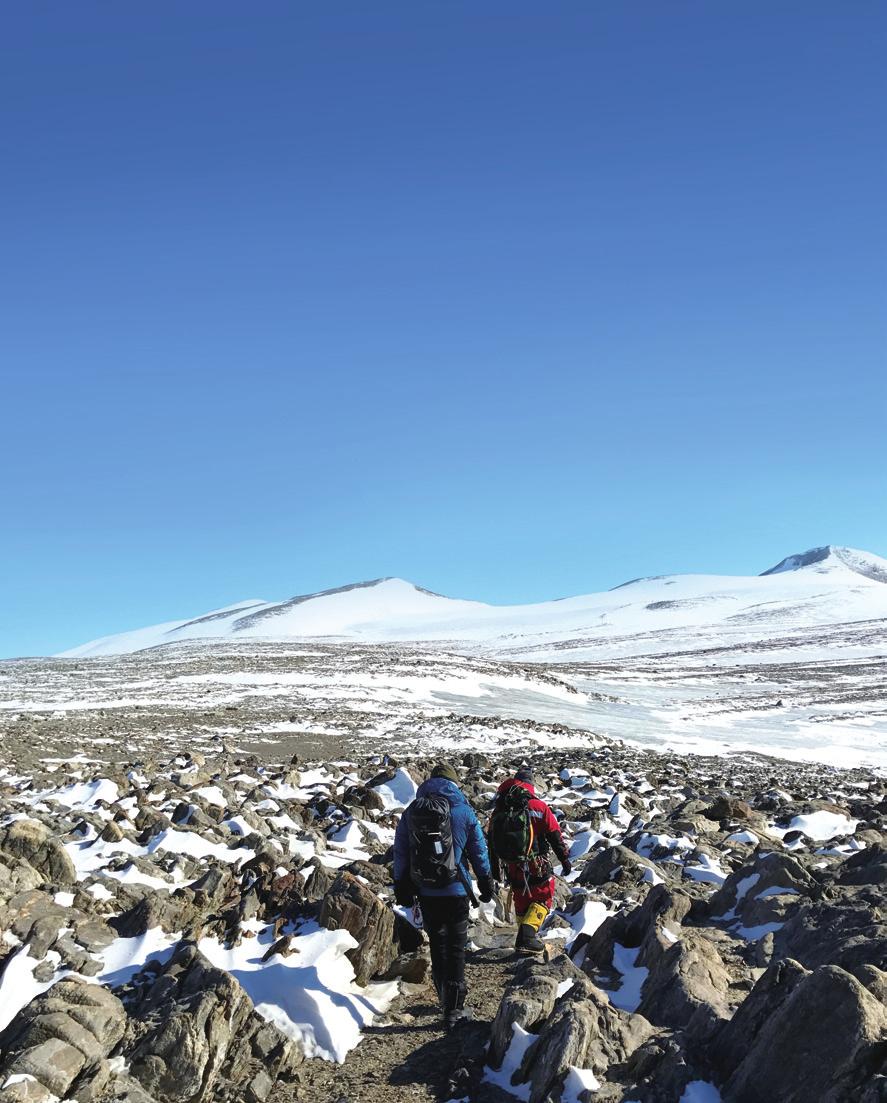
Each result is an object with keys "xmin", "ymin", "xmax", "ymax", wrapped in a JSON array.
[
  {"xmin": 477, "ymin": 875, "xmax": 495, "ymax": 903},
  {"xmin": 560, "ymin": 858, "xmax": 572, "ymax": 876},
  {"xmin": 394, "ymin": 878, "xmax": 415, "ymax": 907}
]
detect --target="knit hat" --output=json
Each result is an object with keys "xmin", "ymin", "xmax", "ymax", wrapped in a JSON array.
[
  {"xmin": 515, "ymin": 766, "xmax": 534, "ymax": 784},
  {"xmin": 431, "ymin": 762, "xmax": 459, "ymax": 784}
]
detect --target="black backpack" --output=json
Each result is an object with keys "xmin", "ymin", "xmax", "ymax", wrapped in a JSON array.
[
  {"xmin": 408, "ymin": 795, "xmax": 458, "ymax": 890},
  {"xmin": 490, "ymin": 785, "xmax": 534, "ymax": 863}
]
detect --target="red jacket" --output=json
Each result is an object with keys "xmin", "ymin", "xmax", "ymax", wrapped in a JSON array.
[{"xmin": 488, "ymin": 778, "xmax": 568, "ymax": 881}]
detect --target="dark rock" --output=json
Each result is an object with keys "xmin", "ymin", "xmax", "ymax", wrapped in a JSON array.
[
  {"xmin": 704, "ymin": 795, "xmax": 757, "ymax": 822},
  {"xmin": 637, "ymin": 931, "xmax": 732, "ymax": 1035},
  {"xmin": 126, "ymin": 944, "xmax": 302, "ymax": 1101},
  {"xmin": 724, "ymin": 964, "xmax": 887, "ymax": 1102},
  {"xmin": 708, "ymin": 851, "xmax": 815, "ymax": 922},
  {"xmin": 515, "ymin": 981, "xmax": 653, "ymax": 1103},
  {"xmin": 0, "ymin": 979, "xmax": 125, "ymax": 1102},
  {"xmin": 773, "ymin": 896, "xmax": 887, "ymax": 975},
  {"xmin": 0, "ymin": 820, "xmax": 77, "ymax": 886},
  {"xmin": 319, "ymin": 871, "xmax": 397, "ymax": 984},
  {"xmin": 578, "ymin": 844, "xmax": 662, "ymax": 889}
]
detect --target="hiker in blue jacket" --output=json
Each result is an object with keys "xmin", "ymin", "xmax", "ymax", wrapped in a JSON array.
[{"xmin": 393, "ymin": 763, "xmax": 494, "ymax": 1028}]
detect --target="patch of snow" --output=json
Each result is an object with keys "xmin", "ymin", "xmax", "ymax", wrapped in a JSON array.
[
  {"xmin": 97, "ymin": 928, "xmax": 182, "ymax": 986},
  {"xmin": 683, "ymin": 853, "xmax": 727, "ymax": 885},
  {"xmin": 680, "ymin": 1081, "xmax": 724, "ymax": 1103},
  {"xmin": 198, "ymin": 922, "xmax": 398, "ymax": 1062},
  {"xmin": 562, "ymin": 1067, "xmax": 602, "ymax": 1101},
  {"xmin": 192, "ymin": 785, "xmax": 227, "ymax": 808},
  {"xmin": 47, "ymin": 778, "xmax": 119, "ymax": 809},
  {"xmin": 602, "ymin": 943, "xmax": 648, "ymax": 1012},
  {"xmin": 0, "ymin": 946, "xmax": 63, "ymax": 1032},
  {"xmin": 483, "ymin": 1022, "xmax": 534, "ymax": 1101},
  {"xmin": 755, "ymin": 885, "xmax": 800, "ymax": 899},
  {"xmin": 779, "ymin": 810, "xmax": 858, "ymax": 842},
  {"xmin": 371, "ymin": 767, "xmax": 418, "ymax": 811}
]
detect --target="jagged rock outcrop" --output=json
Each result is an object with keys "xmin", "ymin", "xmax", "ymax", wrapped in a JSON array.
[
  {"xmin": 637, "ymin": 931, "xmax": 732, "ymax": 1035},
  {"xmin": 122, "ymin": 944, "xmax": 303, "ymax": 1102},
  {"xmin": 721, "ymin": 962, "xmax": 887, "ymax": 1102},
  {"xmin": 0, "ymin": 819, "xmax": 77, "ymax": 887},
  {"xmin": 0, "ymin": 979, "xmax": 125, "ymax": 1102},
  {"xmin": 319, "ymin": 870, "xmax": 397, "ymax": 984}
]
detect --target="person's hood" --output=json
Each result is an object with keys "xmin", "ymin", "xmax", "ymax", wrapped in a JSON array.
[
  {"xmin": 497, "ymin": 777, "xmax": 536, "ymax": 798},
  {"xmin": 416, "ymin": 776, "xmax": 470, "ymax": 807}
]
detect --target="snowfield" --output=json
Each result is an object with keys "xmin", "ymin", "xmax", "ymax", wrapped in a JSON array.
[
  {"xmin": 57, "ymin": 545, "xmax": 887, "ymax": 663},
  {"xmin": 2, "ymin": 545, "xmax": 879, "ymax": 769}
]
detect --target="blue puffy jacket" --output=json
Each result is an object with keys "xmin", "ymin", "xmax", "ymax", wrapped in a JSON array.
[{"xmin": 393, "ymin": 776, "xmax": 491, "ymax": 897}]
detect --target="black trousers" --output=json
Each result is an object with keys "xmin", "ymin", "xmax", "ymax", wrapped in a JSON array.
[{"xmin": 419, "ymin": 894, "xmax": 470, "ymax": 993}]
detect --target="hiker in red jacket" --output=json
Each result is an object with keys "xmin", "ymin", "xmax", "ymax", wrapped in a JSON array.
[{"xmin": 487, "ymin": 767, "xmax": 571, "ymax": 953}]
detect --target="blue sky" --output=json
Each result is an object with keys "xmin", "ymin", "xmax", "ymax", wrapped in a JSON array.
[{"xmin": 2, "ymin": 2, "xmax": 885, "ymax": 657}]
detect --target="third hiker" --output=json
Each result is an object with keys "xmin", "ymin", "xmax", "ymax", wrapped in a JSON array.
[
  {"xmin": 487, "ymin": 766, "xmax": 571, "ymax": 953},
  {"xmin": 393, "ymin": 763, "xmax": 494, "ymax": 1028}
]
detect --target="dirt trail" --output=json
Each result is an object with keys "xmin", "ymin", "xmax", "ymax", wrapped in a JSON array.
[{"xmin": 293, "ymin": 931, "xmax": 522, "ymax": 1103}]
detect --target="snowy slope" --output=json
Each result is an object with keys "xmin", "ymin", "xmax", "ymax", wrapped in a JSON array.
[{"xmin": 58, "ymin": 546, "xmax": 887, "ymax": 661}]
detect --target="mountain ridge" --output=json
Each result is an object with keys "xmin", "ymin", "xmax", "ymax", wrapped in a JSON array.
[{"xmin": 56, "ymin": 545, "xmax": 887, "ymax": 660}]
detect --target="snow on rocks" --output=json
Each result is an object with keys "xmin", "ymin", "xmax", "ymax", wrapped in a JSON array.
[
  {"xmin": 474, "ymin": 748, "xmax": 884, "ymax": 1102},
  {"xmin": 0, "ymin": 736, "xmax": 883, "ymax": 1102}
]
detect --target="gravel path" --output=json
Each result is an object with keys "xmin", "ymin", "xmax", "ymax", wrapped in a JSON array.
[{"xmin": 293, "ymin": 933, "xmax": 521, "ymax": 1103}]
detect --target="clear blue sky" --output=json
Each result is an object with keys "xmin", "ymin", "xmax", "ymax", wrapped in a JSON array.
[{"xmin": 2, "ymin": 2, "xmax": 885, "ymax": 658}]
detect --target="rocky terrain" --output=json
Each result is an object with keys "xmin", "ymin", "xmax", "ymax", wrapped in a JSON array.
[
  {"xmin": 3, "ymin": 632, "xmax": 885, "ymax": 774},
  {"xmin": 1, "ymin": 723, "xmax": 884, "ymax": 1103}
]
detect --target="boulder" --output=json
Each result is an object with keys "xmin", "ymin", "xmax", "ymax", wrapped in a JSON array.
[
  {"xmin": 0, "ymin": 979, "xmax": 125, "ymax": 1102},
  {"xmin": 637, "ymin": 931, "xmax": 732, "ymax": 1035},
  {"xmin": 127, "ymin": 944, "xmax": 302, "ymax": 1101},
  {"xmin": 624, "ymin": 884, "xmax": 693, "ymax": 949},
  {"xmin": 708, "ymin": 851, "xmax": 815, "ymax": 922},
  {"xmin": 319, "ymin": 870, "xmax": 397, "ymax": 984},
  {"xmin": 0, "ymin": 854, "xmax": 44, "ymax": 903},
  {"xmin": 837, "ymin": 842, "xmax": 887, "ymax": 886},
  {"xmin": 4, "ymin": 889, "xmax": 72, "ymax": 943},
  {"xmin": 488, "ymin": 957, "xmax": 580, "ymax": 1069},
  {"xmin": 713, "ymin": 957, "xmax": 809, "ymax": 1080},
  {"xmin": 515, "ymin": 981, "xmax": 654, "ymax": 1103},
  {"xmin": 724, "ymin": 964, "xmax": 887, "ymax": 1102},
  {"xmin": 703, "ymin": 795, "xmax": 758, "ymax": 823},
  {"xmin": 0, "ymin": 820, "xmax": 77, "ymax": 887},
  {"xmin": 579, "ymin": 845, "xmax": 662, "ymax": 889},
  {"xmin": 773, "ymin": 896, "xmax": 887, "ymax": 975}
]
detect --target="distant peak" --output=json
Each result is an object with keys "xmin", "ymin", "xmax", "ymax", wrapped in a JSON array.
[{"xmin": 761, "ymin": 545, "xmax": 887, "ymax": 583}]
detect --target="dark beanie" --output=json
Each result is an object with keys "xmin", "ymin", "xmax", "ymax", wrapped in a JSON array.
[
  {"xmin": 515, "ymin": 766, "xmax": 534, "ymax": 784},
  {"xmin": 431, "ymin": 763, "xmax": 459, "ymax": 784}
]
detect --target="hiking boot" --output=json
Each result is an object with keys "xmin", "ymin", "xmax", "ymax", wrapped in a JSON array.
[
  {"xmin": 444, "ymin": 1006, "xmax": 474, "ymax": 1029},
  {"xmin": 443, "ymin": 982, "xmax": 472, "ymax": 1029},
  {"xmin": 515, "ymin": 922, "xmax": 545, "ymax": 954}
]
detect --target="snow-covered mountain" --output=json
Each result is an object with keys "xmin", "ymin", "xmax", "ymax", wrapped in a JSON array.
[{"xmin": 59, "ymin": 545, "xmax": 887, "ymax": 661}]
